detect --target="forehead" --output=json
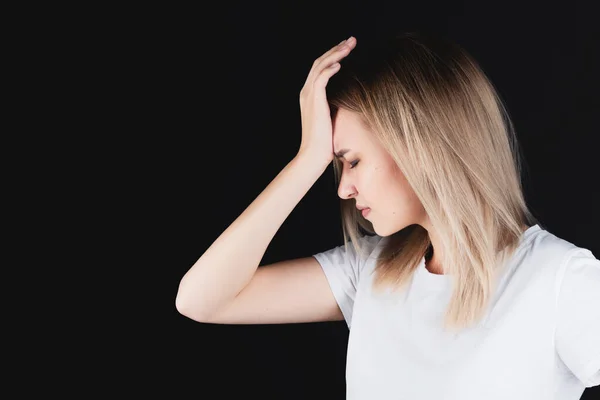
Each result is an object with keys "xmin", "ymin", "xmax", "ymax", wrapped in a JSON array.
[{"xmin": 332, "ymin": 109, "xmax": 372, "ymax": 151}]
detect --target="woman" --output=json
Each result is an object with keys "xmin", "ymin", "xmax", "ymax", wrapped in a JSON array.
[{"xmin": 176, "ymin": 32, "xmax": 599, "ymax": 399}]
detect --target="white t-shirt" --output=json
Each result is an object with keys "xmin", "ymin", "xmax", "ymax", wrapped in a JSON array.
[{"xmin": 312, "ymin": 224, "xmax": 600, "ymax": 400}]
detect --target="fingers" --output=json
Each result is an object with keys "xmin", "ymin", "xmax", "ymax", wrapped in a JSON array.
[
  {"xmin": 313, "ymin": 61, "xmax": 341, "ymax": 88},
  {"xmin": 308, "ymin": 36, "xmax": 356, "ymax": 82},
  {"xmin": 316, "ymin": 36, "xmax": 355, "ymax": 70},
  {"xmin": 319, "ymin": 36, "xmax": 356, "ymax": 66}
]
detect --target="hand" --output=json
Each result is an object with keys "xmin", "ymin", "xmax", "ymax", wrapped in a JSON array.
[{"xmin": 297, "ymin": 36, "xmax": 357, "ymax": 163}]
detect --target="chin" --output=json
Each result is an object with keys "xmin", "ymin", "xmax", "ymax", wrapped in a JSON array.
[
  {"xmin": 372, "ymin": 225, "xmax": 391, "ymax": 237},
  {"xmin": 374, "ymin": 221, "xmax": 412, "ymax": 237}
]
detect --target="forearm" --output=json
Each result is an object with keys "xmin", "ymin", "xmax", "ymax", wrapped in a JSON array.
[{"xmin": 175, "ymin": 152, "xmax": 330, "ymax": 319}]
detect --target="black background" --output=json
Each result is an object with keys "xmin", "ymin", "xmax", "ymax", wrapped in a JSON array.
[{"xmin": 36, "ymin": 0, "xmax": 599, "ymax": 398}]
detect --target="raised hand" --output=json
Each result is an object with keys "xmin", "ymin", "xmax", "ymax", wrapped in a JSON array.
[{"xmin": 297, "ymin": 36, "xmax": 356, "ymax": 163}]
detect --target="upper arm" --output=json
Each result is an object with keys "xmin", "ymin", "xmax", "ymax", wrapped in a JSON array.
[{"xmin": 197, "ymin": 256, "xmax": 344, "ymax": 325}]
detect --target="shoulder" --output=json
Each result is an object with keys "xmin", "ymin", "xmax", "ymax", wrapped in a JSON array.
[
  {"xmin": 515, "ymin": 225, "xmax": 598, "ymax": 294},
  {"xmin": 519, "ymin": 225, "xmax": 590, "ymax": 269},
  {"xmin": 312, "ymin": 234, "xmax": 386, "ymax": 271}
]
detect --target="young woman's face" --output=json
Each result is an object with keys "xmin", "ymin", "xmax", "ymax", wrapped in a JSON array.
[{"xmin": 332, "ymin": 108, "xmax": 427, "ymax": 236}]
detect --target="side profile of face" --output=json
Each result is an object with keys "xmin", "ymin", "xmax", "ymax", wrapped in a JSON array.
[{"xmin": 332, "ymin": 108, "xmax": 427, "ymax": 237}]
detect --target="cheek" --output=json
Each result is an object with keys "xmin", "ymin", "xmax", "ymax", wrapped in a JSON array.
[
  {"xmin": 378, "ymin": 171, "xmax": 414, "ymax": 208},
  {"xmin": 360, "ymin": 166, "xmax": 380, "ymax": 193},
  {"xmin": 364, "ymin": 166, "xmax": 396, "ymax": 201}
]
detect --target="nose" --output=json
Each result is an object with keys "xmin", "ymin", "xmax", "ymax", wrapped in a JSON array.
[{"xmin": 337, "ymin": 179, "xmax": 357, "ymax": 200}]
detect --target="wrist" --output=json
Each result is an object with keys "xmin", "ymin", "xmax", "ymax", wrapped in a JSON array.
[{"xmin": 294, "ymin": 151, "xmax": 332, "ymax": 171}]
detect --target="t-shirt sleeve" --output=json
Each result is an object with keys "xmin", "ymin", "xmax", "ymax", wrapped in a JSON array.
[
  {"xmin": 555, "ymin": 247, "xmax": 600, "ymax": 388},
  {"xmin": 312, "ymin": 234, "xmax": 383, "ymax": 329}
]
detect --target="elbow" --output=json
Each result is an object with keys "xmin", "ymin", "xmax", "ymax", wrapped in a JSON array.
[
  {"xmin": 175, "ymin": 278, "xmax": 192, "ymax": 315},
  {"xmin": 175, "ymin": 285, "xmax": 210, "ymax": 322},
  {"xmin": 175, "ymin": 286, "xmax": 195, "ymax": 318},
  {"xmin": 175, "ymin": 292, "xmax": 190, "ymax": 317},
  {"xmin": 175, "ymin": 294, "xmax": 202, "ymax": 321}
]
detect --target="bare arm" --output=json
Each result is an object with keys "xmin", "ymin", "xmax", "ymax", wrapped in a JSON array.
[
  {"xmin": 176, "ymin": 36, "xmax": 356, "ymax": 323},
  {"xmin": 175, "ymin": 152, "xmax": 330, "ymax": 321},
  {"xmin": 196, "ymin": 256, "xmax": 344, "ymax": 324}
]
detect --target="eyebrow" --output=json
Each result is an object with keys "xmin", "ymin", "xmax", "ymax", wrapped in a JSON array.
[{"xmin": 334, "ymin": 148, "xmax": 351, "ymax": 159}]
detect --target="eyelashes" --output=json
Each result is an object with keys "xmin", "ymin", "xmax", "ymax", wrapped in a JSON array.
[{"xmin": 350, "ymin": 160, "xmax": 359, "ymax": 169}]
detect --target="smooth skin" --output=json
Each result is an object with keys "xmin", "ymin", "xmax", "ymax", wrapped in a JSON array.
[{"xmin": 176, "ymin": 37, "xmax": 357, "ymax": 324}]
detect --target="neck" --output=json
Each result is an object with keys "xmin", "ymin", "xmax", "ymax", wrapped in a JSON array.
[{"xmin": 425, "ymin": 251, "xmax": 444, "ymax": 275}]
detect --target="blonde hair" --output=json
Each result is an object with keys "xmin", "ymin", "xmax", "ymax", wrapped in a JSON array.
[{"xmin": 326, "ymin": 32, "xmax": 542, "ymax": 332}]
